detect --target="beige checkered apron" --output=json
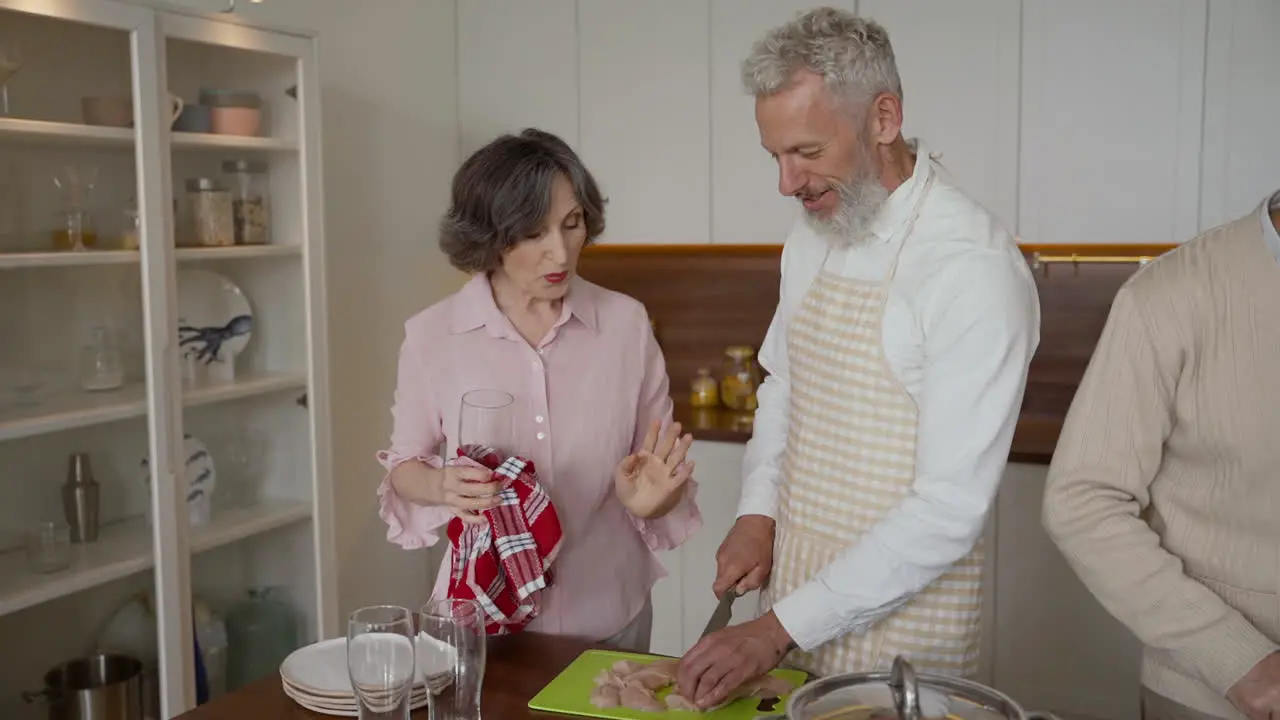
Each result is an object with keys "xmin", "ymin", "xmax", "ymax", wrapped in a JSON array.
[{"xmin": 761, "ymin": 173, "xmax": 984, "ymax": 678}]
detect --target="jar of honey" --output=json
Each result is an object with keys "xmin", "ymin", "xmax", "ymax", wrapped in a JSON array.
[
  {"xmin": 720, "ymin": 346, "xmax": 761, "ymax": 412},
  {"xmin": 690, "ymin": 368, "xmax": 719, "ymax": 408}
]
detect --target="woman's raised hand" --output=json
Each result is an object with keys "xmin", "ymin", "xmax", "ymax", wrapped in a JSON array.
[{"xmin": 614, "ymin": 419, "xmax": 695, "ymax": 519}]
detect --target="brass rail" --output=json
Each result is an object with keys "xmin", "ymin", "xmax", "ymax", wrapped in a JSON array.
[{"xmin": 1029, "ymin": 252, "xmax": 1157, "ymax": 275}]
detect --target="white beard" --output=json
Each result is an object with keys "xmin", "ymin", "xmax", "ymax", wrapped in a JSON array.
[
  {"xmin": 800, "ymin": 140, "xmax": 890, "ymax": 245},
  {"xmin": 802, "ymin": 177, "xmax": 890, "ymax": 245}
]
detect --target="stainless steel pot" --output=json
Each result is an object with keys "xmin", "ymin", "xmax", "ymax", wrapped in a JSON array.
[
  {"xmin": 23, "ymin": 653, "xmax": 144, "ymax": 720},
  {"xmin": 785, "ymin": 656, "xmax": 1061, "ymax": 720}
]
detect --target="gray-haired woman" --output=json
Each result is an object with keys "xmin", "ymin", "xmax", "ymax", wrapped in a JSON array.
[{"xmin": 375, "ymin": 129, "xmax": 702, "ymax": 650}]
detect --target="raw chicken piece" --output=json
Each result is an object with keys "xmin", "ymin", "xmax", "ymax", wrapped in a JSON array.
[
  {"xmin": 623, "ymin": 667, "xmax": 675, "ymax": 690},
  {"xmin": 619, "ymin": 684, "xmax": 664, "ymax": 712},
  {"xmin": 664, "ymin": 693, "xmax": 699, "ymax": 711},
  {"xmin": 589, "ymin": 684, "xmax": 621, "ymax": 709},
  {"xmin": 662, "ymin": 672, "xmax": 799, "ymax": 713},
  {"xmin": 611, "ymin": 659, "xmax": 644, "ymax": 675},
  {"xmin": 593, "ymin": 669, "xmax": 623, "ymax": 689}
]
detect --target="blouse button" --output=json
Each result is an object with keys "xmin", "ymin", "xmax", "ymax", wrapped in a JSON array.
[
  {"xmin": 536, "ymin": 432, "xmax": 546, "ymax": 440},
  {"xmin": 535, "ymin": 415, "xmax": 544, "ymax": 423}
]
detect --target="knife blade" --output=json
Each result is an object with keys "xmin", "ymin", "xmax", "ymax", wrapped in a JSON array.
[{"xmin": 699, "ymin": 589, "xmax": 739, "ymax": 638}]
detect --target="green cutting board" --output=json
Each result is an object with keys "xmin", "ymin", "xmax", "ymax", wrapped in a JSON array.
[{"xmin": 527, "ymin": 649, "xmax": 807, "ymax": 719}]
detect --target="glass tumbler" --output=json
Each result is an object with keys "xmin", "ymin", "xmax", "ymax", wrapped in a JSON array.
[
  {"xmin": 79, "ymin": 325, "xmax": 124, "ymax": 392},
  {"xmin": 419, "ymin": 599, "xmax": 486, "ymax": 720},
  {"xmin": 25, "ymin": 520, "xmax": 71, "ymax": 574},
  {"xmin": 348, "ymin": 605, "xmax": 416, "ymax": 720},
  {"xmin": 457, "ymin": 389, "xmax": 514, "ymax": 458}
]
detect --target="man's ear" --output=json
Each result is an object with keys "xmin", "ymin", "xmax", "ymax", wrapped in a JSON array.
[{"xmin": 865, "ymin": 91, "xmax": 903, "ymax": 146}]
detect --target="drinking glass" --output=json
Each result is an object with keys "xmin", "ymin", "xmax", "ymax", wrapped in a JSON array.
[
  {"xmin": 347, "ymin": 605, "xmax": 416, "ymax": 720},
  {"xmin": 79, "ymin": 325, "xmax": 124, "ymax": 392},
  {"xmin": 419, "ymin": 599, "xmax": 486, "ymax": 720},
  {"xmin": 0, "ymin": 40, "xmax": 22, "ymax": 117},
  {"xmin": 457, "ymin": 389, "xmax": 514, "ymax": 457}
]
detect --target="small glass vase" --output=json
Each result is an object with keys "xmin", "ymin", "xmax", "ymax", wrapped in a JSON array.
[{"xmin": 79, "ymin": 325, "xmax": 124, "ymax": 392}]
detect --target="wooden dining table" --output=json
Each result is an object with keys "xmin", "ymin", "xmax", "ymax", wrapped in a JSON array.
[{"xmin": 173, "ymin": 632, "xmax": 609, "ymax": 719}]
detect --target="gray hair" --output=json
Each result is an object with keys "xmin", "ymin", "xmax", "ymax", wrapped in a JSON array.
[
  {"xmin": 439, "ymin": 128, "xmax": 606, "ymax": 274},
  {"xmin": 741, "ymin": 7, "xmax": 902, "ymax": 110}
]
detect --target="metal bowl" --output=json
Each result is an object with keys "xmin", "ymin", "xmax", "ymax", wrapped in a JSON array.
[{"xmin": 785, "ymin": 656, "xmax": 1060, "ymax": 720}]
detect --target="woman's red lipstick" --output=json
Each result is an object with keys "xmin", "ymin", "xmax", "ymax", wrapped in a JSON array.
[{"xmin": 545, "ymin": 272, "xmax": 568, "ymax": 285}]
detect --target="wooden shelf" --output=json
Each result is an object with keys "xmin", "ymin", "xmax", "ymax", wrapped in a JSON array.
[
  {"xmin": 0, "ymin": 249, "xmax": 138, "ymax": 269},
  {"xmin": 176, "ymin": 245, "xmax": 301, "ymax": 261},
  {"xmin": 0, "ymin": 499, "xmax": 312, "ymax": 618},
  {"xmin": 0, "ymin": 371, "xmax": 308, "ymax": 442},
  {"xmin": 0, "ymin": 117, "xmax": 133, "ymax": 147},
  {"xmin": 0, "ymin": 245, "xmax": 302, "ymax": 270},
  {"xmin": 0, "ymin": 118, "xmax": 296, "ymax": 152},
  {"xmin": 171, "ymin": 131, "xmax": 297, "ymax": 152}
]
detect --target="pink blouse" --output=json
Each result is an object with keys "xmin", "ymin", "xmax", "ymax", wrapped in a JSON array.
[{"xmin": 376, "ymin": 274, "xmax": 702, "ymax": 641}]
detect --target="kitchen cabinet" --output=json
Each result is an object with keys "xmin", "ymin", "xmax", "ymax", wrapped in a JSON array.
[
  {"xmin": 1018, "ymin": 0, "xmax": 1207, "ymax": 244},
  {"xmin": 577, "ymin": 0, "xmax": 711, "ymax": 245},
  {"xmin": 992, "ymin": 464, "xmax": 1142, "ymax": 720},
  {"xmin": 709, "ymin": 0, "xmax": 1022, "ymax": 244},
  {"xmin": 859, "ymin": 0, "xmax": 1021, "ymax": 231},
  {"xmin": 0, "ymin": 2, "xmax": 334, "ymax": 717},
  {"xmin": 457, "ymin": 0, "xmax": 579, "ymax": 157},
  {"xmin": 708, "ymin": 0, "xmax": 836, "ymax": 246},
  {"xmin": 1199, "ymin": 0, "xmax": 1280, "ymax": 230}
]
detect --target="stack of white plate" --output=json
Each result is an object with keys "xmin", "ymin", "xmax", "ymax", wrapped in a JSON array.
[{"xmin": 279, "ymin": 635, "xmax": 456, "ymax": 716}]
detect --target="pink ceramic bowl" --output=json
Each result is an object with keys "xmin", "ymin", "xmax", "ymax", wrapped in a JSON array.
[
  {"xmin": 210, "ymin": 106, "xmax": 261, "ymax": 137},
  {"xmin": 81, "ymin": 96, "xmax": 133, "ymax": 127}
]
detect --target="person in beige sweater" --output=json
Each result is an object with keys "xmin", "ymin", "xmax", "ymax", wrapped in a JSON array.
[{"xmin": 1043, "ymin": 189, "xmax": 1280, "ymax": 720}]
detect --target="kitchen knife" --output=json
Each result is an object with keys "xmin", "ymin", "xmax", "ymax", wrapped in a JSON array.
[{"xmin": 699, "ymin": 589, "xmax": 739, "ymax": 638}]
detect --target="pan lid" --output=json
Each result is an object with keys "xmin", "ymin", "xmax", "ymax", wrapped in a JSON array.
[{"xmin": 784, "ymin": 657, "xmax": 1032, "ymax": 720}]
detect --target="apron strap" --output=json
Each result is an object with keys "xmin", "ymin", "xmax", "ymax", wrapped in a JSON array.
[{"xmin": 883, "ymin": 168, "xmax": 936, "ymax": 282}]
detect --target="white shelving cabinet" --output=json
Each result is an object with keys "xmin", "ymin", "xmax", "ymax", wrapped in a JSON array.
[{"xmin": 0, "ymin": 1, "xmax": 334, "ymax": 717}]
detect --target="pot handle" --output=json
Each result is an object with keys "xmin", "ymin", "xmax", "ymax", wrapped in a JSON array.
[{"xmin": 888, "ymin": 656, "xmax": 922, "ymax": 720}]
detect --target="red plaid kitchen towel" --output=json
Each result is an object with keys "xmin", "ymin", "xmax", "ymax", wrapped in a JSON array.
[{"xmin": 445, "ymin": 444, "xmax": 563, "ymax": 635}]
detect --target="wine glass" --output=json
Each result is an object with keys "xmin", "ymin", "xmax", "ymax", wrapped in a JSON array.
[
  {"xmin": 457, "ymin": 389, "xmax": 514, "ymax": 458},
  {"xmin": 0, "ymin": 40, "xmax": 23, "ymax": 117},
  {"xmin": 419, "ymin": 599, "xmax": 486, "ymax": 720},
  {"xmin": 347, "ymin": 605, "xmax": 416, "ymax": 720}
]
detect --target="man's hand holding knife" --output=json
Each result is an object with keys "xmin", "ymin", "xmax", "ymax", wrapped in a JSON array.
[{"xmin": 676, "ymin": 514, "xmax": 796, "ymax": 710}]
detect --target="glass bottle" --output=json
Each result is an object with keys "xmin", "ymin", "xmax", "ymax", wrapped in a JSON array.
[
  {"xmin": 225, "ymin": 586, "xmax": 300, "ymax": 691},
  {"xmin": 720, "ymin": 345, "xmax": 761, "ymax": 412},
  {"xmin": 222, "ymin": 159, "xmax": 270, "ymax": 245},
  {"xmin": 80, "ymin": 325, "xmax": 124, "ymax": 391},
  {"xmin": 690, "ymin": 368, "xmax": 719, "ymax": 408}
]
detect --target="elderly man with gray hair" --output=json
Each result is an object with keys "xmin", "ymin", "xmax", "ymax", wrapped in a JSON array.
[{"xmin": 676, "ymin": 7, "xmax": 1039, "ymax": 707}]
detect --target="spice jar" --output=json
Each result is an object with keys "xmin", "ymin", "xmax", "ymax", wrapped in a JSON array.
[
  {"xmin": 222, "ymin": 159, "xmax": 270, "ymax": 245},
  {"xmin": 720, "ymin": 346, "xmax": 761, "ymax": 412},
  {"xmin": 690, "ymin": 368, "xmax": 719, "ymax": 408},
  {"xmin": 186, "ymin": 177, "xmax": 234, "ymax": 247}
]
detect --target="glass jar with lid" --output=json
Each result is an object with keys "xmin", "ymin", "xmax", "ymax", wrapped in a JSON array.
[
  {"xmin": 185, "ymin": 177, "xmax": 234, "ymax": 247},
  {"xmin": 222, "ymin": 159, "xmax": 270, "ymax": 245},
  {"xmin": 720, "ymin": 345, "xmax": 761, "ymax": 412},
  {"xmin": 690, "ymin": 368, "xmax": 719, "ymax": 408}
]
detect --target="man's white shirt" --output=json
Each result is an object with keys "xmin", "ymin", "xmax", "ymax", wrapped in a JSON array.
[{"xmin": 739, "ymin": 141, "xmax": 1042, "ymax": 650}]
